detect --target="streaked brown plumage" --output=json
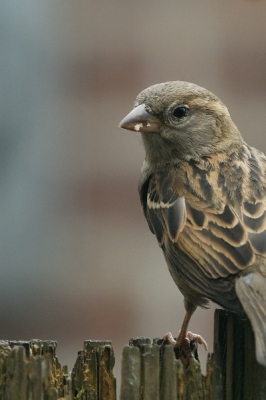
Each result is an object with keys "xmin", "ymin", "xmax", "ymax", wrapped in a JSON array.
[{"xmin": 118, "ymin": 81, "xmax": 266, "ymax": 366}]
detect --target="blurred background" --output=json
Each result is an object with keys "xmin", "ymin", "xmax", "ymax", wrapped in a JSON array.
[{"xmin": 1, "ymin": 0, "xmax": 266, "ymax": 392}]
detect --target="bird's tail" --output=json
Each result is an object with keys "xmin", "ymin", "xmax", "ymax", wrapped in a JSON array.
[{"xmin": 235, "ymin": 272, "xmax": 266, "ymax": 366}]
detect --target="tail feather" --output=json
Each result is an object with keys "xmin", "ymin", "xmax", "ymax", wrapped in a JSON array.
[{"xmin": 235, "ymin": 272, "xmax": 266, "ymax": 366}]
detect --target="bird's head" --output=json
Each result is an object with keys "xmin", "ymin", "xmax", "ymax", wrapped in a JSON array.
[{"xmin": 118, "ymin": 81, "xmax": 243, "ymax": 167}]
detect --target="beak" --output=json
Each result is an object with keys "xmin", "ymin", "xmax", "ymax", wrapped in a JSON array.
[{"xmin": 118, "ymin": 104, "xmax": 161, "ymax": 133}]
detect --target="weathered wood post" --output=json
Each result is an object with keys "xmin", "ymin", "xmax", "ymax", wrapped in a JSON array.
[
  {"xmin": 120, "ymin": 310, "xmax": 266, "ymax": 399},
  {"xmin": 0, "ymin": 310, "xmax": 266, "ymax": 399},
  {"xmin": 0, "ymin": 339, "xmax": 116, "ymax": 400},
  {"xmin": 120, "ymin": 337, "xmax": 213, "ymax": 400},
  {"xmin": 71, "ymin": 340, "xmax": 116, "ymax": 399},
  {"xmin": 0, "ymin": 339, "xmax": 70, "ymax": 400},
  {"xmin": 213, "ymin": 309, "xmax": 266, "ymax": 400}
]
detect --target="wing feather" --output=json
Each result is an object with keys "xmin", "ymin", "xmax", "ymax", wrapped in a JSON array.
[
  {"xmin": 248, "ymin": 231, "xmax": 266, "ymax": 255},
  {"xmin": 139, "ymin": 145, "xmax": 266, "ymax": 308},
  {"xmin": 147, "ymin": 208, "xmax": 165, "ymax": 245},
  {"xmin": 161, "ymin": 197, "xmax": 186, "ymax": 241},
  {"xmin": 208, "ymin": 221, "xmax": 245, "ymax": 245},
  {"xmin": 145, "ymin": 174, "xmax": 186, "ymax": 244}
]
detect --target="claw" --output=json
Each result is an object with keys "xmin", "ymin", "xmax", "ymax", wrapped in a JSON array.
[
  {"xmin": 163, "ymin": 330, "xmax": 208, "ymax": 351},
  {"xmin": 187, "ymin": 331, "xmax": 208, "ymax": 351},
  {"xmin": 163, "ymin": 332, "xmax": 177, "ymax": 346}
]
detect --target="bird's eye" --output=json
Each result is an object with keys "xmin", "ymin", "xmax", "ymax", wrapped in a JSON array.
[{"xmin": 173, "ymin": 106, "xmax": 188, "ymax": 119}]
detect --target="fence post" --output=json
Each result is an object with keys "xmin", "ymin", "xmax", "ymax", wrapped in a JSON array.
[{"xmin": 0, "ymin": 310, "xmax": 266, "ymax": 399}]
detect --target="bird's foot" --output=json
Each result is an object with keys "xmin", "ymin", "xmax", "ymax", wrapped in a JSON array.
[
  {"xmin": 163, "ymin": 331, "xmax": 208, "ymax": 351},
  {"xmin": 163, "ymin": 331, "xmax": 208, "ymax": 366}
]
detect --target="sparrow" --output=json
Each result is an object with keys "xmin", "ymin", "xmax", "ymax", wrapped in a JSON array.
[{"xmin": 118, "ymin": 81, "xmax": 266, "ymax": 366}]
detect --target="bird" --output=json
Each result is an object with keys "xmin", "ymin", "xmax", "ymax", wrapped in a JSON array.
[{"xmin": 118, "ymin": 80, "xmax": 266, "ymax": 366}]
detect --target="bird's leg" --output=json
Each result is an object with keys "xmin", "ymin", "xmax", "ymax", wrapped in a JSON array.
[
  {"xmin": 163, "ymin": 299, "xmax": 208, "ymax": 362},
  {"xmin": 164, "ymin": 309, "xmax": 193, "ymax": 345}
]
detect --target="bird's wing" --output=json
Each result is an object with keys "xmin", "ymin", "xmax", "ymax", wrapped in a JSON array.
[
  {"xmin": 243, "ymin": 200, "xmax": 266, "ymax": 255},
  {"xmin": 139, "ymin": 148, "xmax": 266, "ymax": 288},
  {"xmin": 234, "ymin": 148, "xmax": 266, "ymax": 367},
  {"xmin": 236, "ymin": 273, "xmax": 266, "ymax": 366},
  {"xmin": 142, "ymin": 171, "xmax": 187, "ymax": 246},
  {"xmin": 139, "ymin": 168, "xmax": 242, "ymax": 309}
]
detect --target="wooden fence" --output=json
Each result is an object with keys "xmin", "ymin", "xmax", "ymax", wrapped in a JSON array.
[{"xmin": 0, "ymin": 310, "xmax": 266, "ymax": 399}]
